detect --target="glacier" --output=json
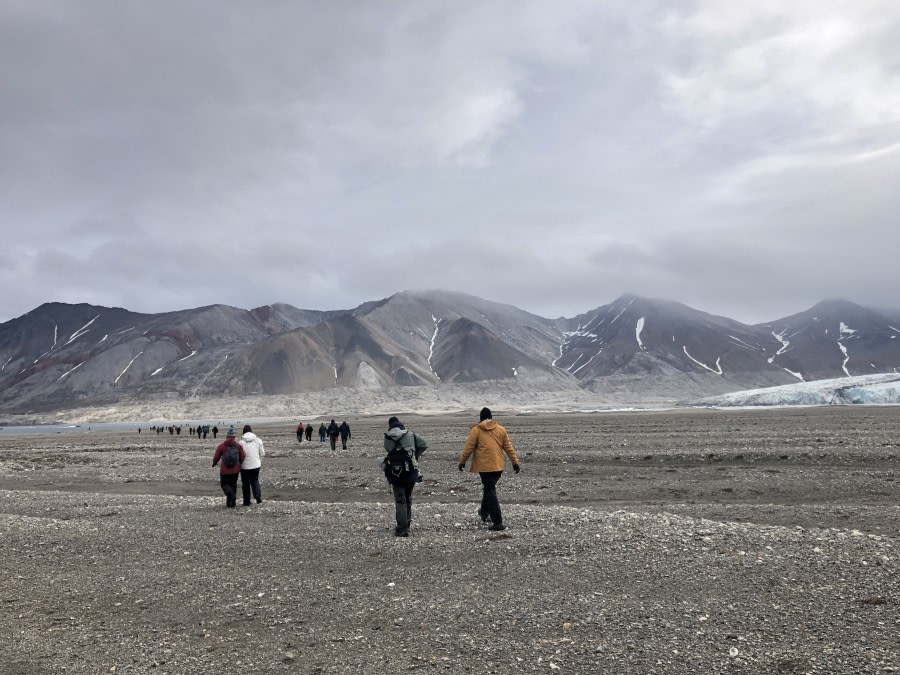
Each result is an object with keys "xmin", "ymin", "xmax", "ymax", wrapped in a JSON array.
[{"xmin": 696, "ymin": 373, "xmax": 900, "ymax": 408}]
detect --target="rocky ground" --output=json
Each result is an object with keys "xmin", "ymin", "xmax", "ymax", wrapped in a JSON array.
[{"xmin": 1, "ymin": 406, "xmax": 898, "ymax": 673}]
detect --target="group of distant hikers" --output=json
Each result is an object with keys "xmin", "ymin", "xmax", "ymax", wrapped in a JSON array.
[
  {"xmin": 294, "ymin": 420, "xmax": 351, "ymax": 450},
  {"xmin": 211, "ymin": 407, "xmax": 520, "ymax": 537}
]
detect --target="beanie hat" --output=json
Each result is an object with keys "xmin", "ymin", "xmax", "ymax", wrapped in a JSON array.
[
  {"xmin": 242, "ymin": 424, "xmax": 252, "ymax": 434},
  {"xmin": 479, "ymin": 407, "xmax": 492, "ymax": 421},
  {"xmin": 227, "ymin": 426, "xmax": 236, "ymax": 437},
  {"xmin": 388, "ymin": 416, "xmax": 402, "ymax": 429}
]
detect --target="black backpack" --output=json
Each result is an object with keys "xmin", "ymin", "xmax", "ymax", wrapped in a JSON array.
[
  {"xmin": 385, "ymin": 443, "xmax": 413, "ymax": 479},
  {"xmin": 223, "ymin": 442, "xmax": 240, "ymax": 468}
]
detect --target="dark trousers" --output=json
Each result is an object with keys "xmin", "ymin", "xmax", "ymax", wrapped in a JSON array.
[
  {"xmin": 479, "ymin": 471, "xmax": 504, "ymax": 525},
  {"xmin": 240, "ymin": 467, "xmax": 261, "ymax": 504},
  {"xmin": 390, "ymin": 472, "xmax": 418, "ymax": 532},
  {"xmin": 330, "ymin": 434, "xmax": 338, "ymax": 451},
  {"xmin": 220, "ymin": 474, "xmax": 239, "ymax": 507},
  {"xmin": 340, "ymin": 434, "xmax": 349, "ymax": 449},
  {"xmin": 305, "ymin": 429, "xmax": 313, "ymax": 441}
]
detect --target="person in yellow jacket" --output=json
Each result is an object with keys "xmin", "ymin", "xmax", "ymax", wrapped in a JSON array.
[{"xmin": 458, "ymin": 407, "xmax": 520, "ymax": 531}]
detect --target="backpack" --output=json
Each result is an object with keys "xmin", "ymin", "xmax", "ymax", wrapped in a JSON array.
[
  {"xmin": 385, "ymin": 443, "xmax": 413, "ymax": 479},
  {"xmin": 223, "ymin": 442, "xmax": 240, "ymax": 468}
]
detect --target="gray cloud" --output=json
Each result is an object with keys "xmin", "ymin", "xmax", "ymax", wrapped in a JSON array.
[{"xmin": 2, "ymin": 0, "xmax": 898, "ymax": 325}]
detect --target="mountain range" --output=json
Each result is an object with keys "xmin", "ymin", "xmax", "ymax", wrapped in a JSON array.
[{"xmin": 1, "ymin": 290, "xmax": 898, "ymax": 416}]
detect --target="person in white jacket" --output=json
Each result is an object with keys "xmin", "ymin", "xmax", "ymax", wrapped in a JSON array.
[{"xmin": 239, "ymin": 424, "xmax": 266, "ymax": 505}]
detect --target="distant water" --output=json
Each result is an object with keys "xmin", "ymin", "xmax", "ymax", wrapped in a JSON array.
[
  {"xmin": 0, "ymin": 418, "xmax": 288, "ymax": 436},
  {"xmin": 0, "ymin": 422, "xmax": 150, "ymax": 436}
]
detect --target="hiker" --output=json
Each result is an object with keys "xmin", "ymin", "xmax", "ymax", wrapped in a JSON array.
[
  {"xmin": 296, "ymin": 422, "xmax": 304, "ymax": 443},
  {"xmin": 212, "ymin": 425, "xmax": 218, "ymax": 439},
  {"xmin": 338, "ymin": 420, "xmax": 351, "ymax": 449},
  {"xmin": 458, "ymin": 407, "xmax": 520, "ymax": 531},
  {"xmin": 239, "ymin": 424, "xmax": 265, "ymax": 505},
  {"xmin": 327, "ymin": 419, "xmax": 339, "ymax": 451},
  {"xmin": 305, "ymin": 423, "xmax": 313, "ymax": 442},
  {"xmin": 318, "ymin": 422, "xmax": 327, "ymax": 443},
  {"xmin": 212, "ymin": 427, "xmax": 245, "ymax": 508},
  {"xmin": 380, "ymin": 416, "xmax": 427, "ymax": 537}
]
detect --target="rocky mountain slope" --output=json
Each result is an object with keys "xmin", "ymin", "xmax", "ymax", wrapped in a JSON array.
[{"xmin": 0, "ymin": 291, "xmax": 897, "ymax": 416}]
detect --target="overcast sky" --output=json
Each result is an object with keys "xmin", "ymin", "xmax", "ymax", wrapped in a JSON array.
[{"xmin": 2, "ymin": 1, "xmax": 899, "ymax": 325}]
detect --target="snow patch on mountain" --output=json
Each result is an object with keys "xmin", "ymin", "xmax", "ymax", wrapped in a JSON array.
[
  {"xmin": 572, "ymin": 353, "xmax": 599, "ymax": 375},
  {"xmin": 839, "ymin": 321, "xmax": 856, "ymax": 336},
  {"xmin": 609, "ymin": 299, "xmax": 633, "ymax": 324},
  {"xmin": 65, "ymin": 315, "xmax": 99, "ymax": 345},
  {"xmin": 728, "ymin": 335, "xmax": 759, "ymax": 351},
  {"xmin": 683, "ymin": 346, "xmax": 722, "ymax": 375},
  {"xmin": 428, "ymin": 315, "xmax": 441, "ymax": 382},
  {"xmin": 696, "ymin": 373, "xmax": 900, "ymax": 407},
  {"xmin": 115, "ymin": 352, "xmax": 143, "ymax": 384},
  {"xmin": 837, "ymin": 342, "xmax": 850, "ymax": 376},
  {"xmin": 636, "ymin": 317, "xmax": 646, "ymax": 351},
  {"xmin": 768, "ymin": 329, "xmax": 790, "ymax": 364},
  {"xmin": 58, "ymin": 361, "xmax": 86, "ymax": 381}
]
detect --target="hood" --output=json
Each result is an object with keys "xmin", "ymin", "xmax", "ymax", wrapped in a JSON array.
[
  {"xmin": 384, "ymin": 427, "xmax": 409, "ymax": 442},
  {"xmin": 475, "ymin": 420, "xmax": 498, "ymax": 431},
  {"xmin": 242, "ymin": 432, "xmax": 259, "ymax": 442}
]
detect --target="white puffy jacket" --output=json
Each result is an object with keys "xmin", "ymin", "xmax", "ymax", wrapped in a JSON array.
[{"xmin": 240, "ymin": 432, "xmax": 265, "ymax": 470}]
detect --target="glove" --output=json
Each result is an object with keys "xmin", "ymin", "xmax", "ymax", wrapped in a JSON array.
[
  {"xmin": 458, "ymin": 463, "xmax": 465, "ymax": 472},
  {"xmin": 513, "ymin": 464, "xmax": 520, "ymax": 474}
]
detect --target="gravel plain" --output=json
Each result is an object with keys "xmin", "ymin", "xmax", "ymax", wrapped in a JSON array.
[{"xmin": 1, "ymin": 406, "xmax": 899, "ymax": 674}]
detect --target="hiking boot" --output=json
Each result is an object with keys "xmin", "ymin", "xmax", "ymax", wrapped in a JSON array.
[
  {"xmin": 395, "ymin": 528, "xmax": 409, "ymax": 537},
  {"xmin": 478, "ymin": 509, "xmax": 489, "ymax": 524},
  {"xmin": 488, "ymin": 523, "xmax": 507, "ymax": 531},
  {"xmin": 256, "ymin": 498, "xmax": 262, "ymax": 504}
]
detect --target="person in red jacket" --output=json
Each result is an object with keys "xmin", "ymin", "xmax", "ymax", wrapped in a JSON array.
[{"xmin": 212, "ymin": 426, "xmax": 245, "ymax": 508}]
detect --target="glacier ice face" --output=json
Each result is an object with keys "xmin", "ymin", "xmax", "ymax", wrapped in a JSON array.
[{"xmin": 696, "ymin": 373, "xmax": 900, "ymax": 407}]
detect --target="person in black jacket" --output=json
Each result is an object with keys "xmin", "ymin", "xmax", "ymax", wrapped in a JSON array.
[
  {"xmin": 338, "ymin": 420, "xmax": 351, "ymax": 449},
  {"xmin": 380, "ymin": 416, "xmax": 427, "ymax": 537},
  {"xmin": 327, "ymin": 419, "xmax": 339, "ymax": 451}
]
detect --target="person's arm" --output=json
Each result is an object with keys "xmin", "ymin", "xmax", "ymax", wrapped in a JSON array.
[
  {"xmin": 501, "ymin": 429, "xmax": 520, "ymax": 471},
  {"xmin": 212, "ymin": 446, "xmax": 221, "ymax": 467},
  {"xmin": 458, "ymin": 427, "xmax": 478, "ymax": 468},
  {"xmin": 258, "ymin": 438, "xmax": 265, "ymax": 457},
  {"xmin": 413, "ymin": 434, "xmax": 428, "ymax": 459}
]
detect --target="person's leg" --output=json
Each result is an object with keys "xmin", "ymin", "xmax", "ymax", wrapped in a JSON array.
[
  {"xmin": 240, "ymin": 470, "xmax": 252, "ymax": 505},
  {"xmin": 221, "ymin": 475, "xmax": 237, "ymax": 507},
  {"xmin": 249, "ymin": 467, "xmax": 261, "ymax": 503},
  {"xmin": 392, "ymin": 482, "xmax": 409, "ymax": 535},
  {"xmin": 479, "ymin": 471, "xmax": 503, "ymax": 526},
  {"xmin": 405, "ymin": 476, "xmax": 416, "ymax": 526}
]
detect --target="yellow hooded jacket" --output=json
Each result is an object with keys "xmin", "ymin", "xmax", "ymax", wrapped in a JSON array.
[{"xmin": 459, "ymin": 420, "xmax": 519, "ymax": 472}]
